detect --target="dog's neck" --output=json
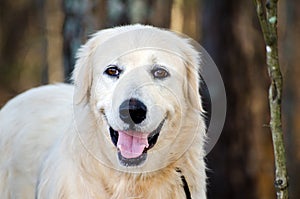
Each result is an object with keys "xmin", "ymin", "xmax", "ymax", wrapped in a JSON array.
[
  {"xmin": 74, "ymin": 146, "xmax": 200, "ymax": 198},
  {"xmin": 96, "ymin": 162, "xmax": 191, "ymax": 198}
]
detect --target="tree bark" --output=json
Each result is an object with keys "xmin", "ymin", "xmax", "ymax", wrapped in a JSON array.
[{"xmin": 254, "ymin": 0, "xmax": 289, "ymax": 198}]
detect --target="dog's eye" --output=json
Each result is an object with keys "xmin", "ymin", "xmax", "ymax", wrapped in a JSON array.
[
  {"xmin": 151, "ymin": 67, "xmax": 169, "ymax": 79},
  {"xmin": 104, "ymin": 66, "xmax": 122, "ymax": 78}
]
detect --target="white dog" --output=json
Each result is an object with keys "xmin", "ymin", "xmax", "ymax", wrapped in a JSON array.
[{"xmin": 0, "ymin": 24, "xmax": 206, "ymax": 198}]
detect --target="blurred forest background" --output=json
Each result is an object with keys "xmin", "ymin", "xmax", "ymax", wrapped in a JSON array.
[{"xmin": 0, "ymin": 0, "xmax": 299, "ymax": 198}]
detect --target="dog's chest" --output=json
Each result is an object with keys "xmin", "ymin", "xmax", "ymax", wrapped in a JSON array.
[{"xmin": 99, "ymin": 171, "xmax": 187, "ymax": 199}]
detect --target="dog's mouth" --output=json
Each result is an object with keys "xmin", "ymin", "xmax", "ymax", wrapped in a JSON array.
[{"xmin": 109, "ymin": 120, "xmax": 165, "ymax": 167}]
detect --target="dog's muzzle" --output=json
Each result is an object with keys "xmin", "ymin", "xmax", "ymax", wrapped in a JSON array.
[{"xmin": 106, "ymin": 98, "xmax": 165, "ymax": 167}]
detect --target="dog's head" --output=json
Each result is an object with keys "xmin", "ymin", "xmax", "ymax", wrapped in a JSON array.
[{"xmin": 72, "ymin": 25, "xmax": 205, "ymax": 171}]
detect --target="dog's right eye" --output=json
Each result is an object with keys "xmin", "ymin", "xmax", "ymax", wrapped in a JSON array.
[{"xmin": 104, "ymin": 66, "xmax": 122, "ymax": 78}]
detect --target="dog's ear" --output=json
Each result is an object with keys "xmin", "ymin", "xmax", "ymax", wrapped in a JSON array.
[
  {"xmin": 72, "ymin": 29, "xmax": 115, "ymax": 104},
  {"xmin": 72, "ymin": 25, "xmax": 147, "ymax": 104},
  {"xmin": 183, "ymin": 42, "xmax": 203, "ymax": 112},
  {"xmin": 72, "ymin": 40, "xmax": 95, "ymax": 104}
]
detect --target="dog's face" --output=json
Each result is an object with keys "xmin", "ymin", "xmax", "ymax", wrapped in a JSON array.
[
  {"xmin": 73, "ymin": 25, "xmax": 204, "ymax": 171},
  {"xmin": 95, "ymin": 49, "xmax": 187, "ymax": 167}
]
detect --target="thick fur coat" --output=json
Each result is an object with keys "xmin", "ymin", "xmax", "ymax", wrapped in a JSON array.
[{"xmin": 0, "ymin": 25, "xmax": 206, "ymax": 199}]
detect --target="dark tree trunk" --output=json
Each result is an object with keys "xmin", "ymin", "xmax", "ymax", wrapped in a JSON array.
[
  {"xmin": 282, "ymin": 0, "xmax": 300, "ymax": 197},
  {"xmin": 149, "ymin": 0, "xmax": 173, "ymax": 28},
  {"xmin": 201, "ymin": 1, "xmax": 257, "ymax": 198},
  {"xmin": 62, "ymin": 0, "xmax": 91, "ymax": 83},
  {"xmin": 0, "ymin": 0, "xmax": 37, "ymax": 91},
  {"xmin": 36, "ymin": 0, "xmax": 48, "ymax": 85},
  {"xmin": 106, "ymin": 0, "xmax": 130, "ymax": 27},
  {"xmin": 106, "ymin": 0, "xmax": 172, "ymax": 29},
  {"xmin": 128, "ymin": 0, "xmax": 150, "ymax": 25}
]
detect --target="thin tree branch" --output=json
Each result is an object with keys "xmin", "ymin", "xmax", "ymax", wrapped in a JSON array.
[
  {"xmin": 253, "ymin": 0, "xmax": 289, "ymax": 199},
  {"xmin": 254, "ymin": 0, "xmax": 269, "ymax": 43}
]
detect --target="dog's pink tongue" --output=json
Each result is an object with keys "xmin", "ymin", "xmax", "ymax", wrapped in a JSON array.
[{"xmin": 117, "ymin": 131, "xmax": 149, "ymax": 159}]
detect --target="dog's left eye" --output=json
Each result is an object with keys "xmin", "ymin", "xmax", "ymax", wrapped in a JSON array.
[
  {"xmin": 151, "ymin": 67, "xmax": 170, "ymax": 79},
  {"xmin": 104, "ymin": 66, "xmax": 122, "ymax": 78}
]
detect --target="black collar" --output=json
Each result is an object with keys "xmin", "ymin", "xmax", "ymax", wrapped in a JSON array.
[{"xmin": 176, "ymin": 168, "xmax": 192, "ymax": 199}]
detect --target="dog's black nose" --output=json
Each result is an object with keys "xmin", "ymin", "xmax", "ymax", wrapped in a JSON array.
[{"xmin": 119, "ymin": 98, "xmax": 147, "ymax": 125}]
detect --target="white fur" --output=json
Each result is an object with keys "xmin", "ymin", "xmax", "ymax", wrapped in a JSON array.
[{"xmin": 0, "ymin": 25, "xmax": 206, "ymax": 199}]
